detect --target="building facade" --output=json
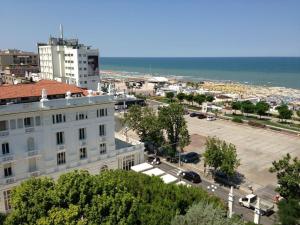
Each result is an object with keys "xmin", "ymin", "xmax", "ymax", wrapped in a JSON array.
[
  {"xmin": 0, "ymin": 93, "xmax": 144, "ymax": 213},
  {"xmin": 38, "ymin": 33, "xmax": 100, "ymax": 90}
]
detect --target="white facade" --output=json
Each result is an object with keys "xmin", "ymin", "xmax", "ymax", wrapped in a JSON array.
[
  {"xmin": 38, "ymin": 37, "xmax": 100, "ymax": 90},
  {"xmin": 0, "ymin": 94, "xmax": 144, "ymax": 213}
]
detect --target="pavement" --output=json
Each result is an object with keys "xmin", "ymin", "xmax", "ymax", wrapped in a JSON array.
[{"xmin": 154, "ymin": 159, "xmax": 276, "ymax": 225}]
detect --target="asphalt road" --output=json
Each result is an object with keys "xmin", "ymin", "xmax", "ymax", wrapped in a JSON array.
[{"xmin": 155, "ymin": 161, "xmax": 276, "ymax": 225}]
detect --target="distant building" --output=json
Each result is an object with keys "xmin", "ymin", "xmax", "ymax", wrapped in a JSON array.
[
  {"xmin": 37, "ymin": 25, "xmax": 100, "ymax": 90},
  {"xmin": 0, "ymin": 49, "xmax": 39, "ymax": 78},
  {"xmin": 0, "ymin": 84, "xmax": 144, "ymax": 213}
]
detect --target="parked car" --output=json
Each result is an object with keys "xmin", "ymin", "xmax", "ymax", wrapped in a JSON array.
[
  {"xmin": 197, "ymin": 114, "xmax": 207, "ymax": 119},
  {"xmin": 189, "ymin": 112, "xmax": 200, "ymax": 117},
  {"xmin": 178, "ymin": 170, "xmax": 201, "ymax": 183},
  {"xmin": 207, "ymin": 115, "xmax": 216, "ymax": 121},
  {"xmin": 213, "ymin": 171, "xmax": 240, "ymax": 188},
  {"xmin": 180, "ymin": 152, "xmax": 200, "ymax": 163},
  {"xmin": 147, "ymin": 156, "xmax": 161, "ymax": 165}
]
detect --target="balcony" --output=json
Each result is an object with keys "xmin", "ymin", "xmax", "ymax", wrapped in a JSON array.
[
  {"xmin": 25, "ymin": 127, "xmax": 35, "ymax": 133},
  {"xmin": 27, "ymin": 150, "xmax": 39, "ymax": 157},
  {"xmin": 5, "ymin": 176, "xmax": 15, "ymax": 184},
  {"xmin": 0, "ymin": 130, "xmax": 9, "ymax": 137},
  {"xmin": 1, "ymin": 154, "xmax": 14, "ymax": 163}
]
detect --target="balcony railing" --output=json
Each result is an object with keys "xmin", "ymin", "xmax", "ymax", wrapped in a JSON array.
[
  {"xmin": 0, "ymin": 130, "xmax": 9, "ymax": 137},
  {"xmin": 25, "ymin": 127, "xmax": 35, "ymax": 133},
  {"xmin": 5, "ymin": 177, "xmax": 15, "ymax": 184},
  {"xmin": 28, "ymin": 150, "xmax": 39, "ymax": 157},
  {"xmin": 1, "ymin": 154, "xmax": 14, "ymax": 162}
]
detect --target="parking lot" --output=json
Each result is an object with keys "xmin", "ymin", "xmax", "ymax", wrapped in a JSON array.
[{"xmin": 185, "ymin": 116, "xmax": 300, "ymax": 190}]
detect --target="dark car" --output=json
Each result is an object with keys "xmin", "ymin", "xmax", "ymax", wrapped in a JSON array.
[
  {"xmin": 179, "ymin": 171, "xmax": 202, "ymax": 183},
  {"xmin": 189, "ymin": 112, "xmax": 200, "ymax": 117},
  {"xmin": 180, "ymin": 152, "xmax": 200, "ymax": 163},
  {"xmin": 166, "ymin": 156, "xmax": 179, "ymax": 163},
  {"xmin": 197, "ymin": 114, "xmax": 207, "ymax": 119},
  {"xmin": 213, "ymin": 171, "xmax": 240, "ymax": 188},
  {"xmin": 147, "ymin": 156, "xmax": 161, "ymax": 165}
]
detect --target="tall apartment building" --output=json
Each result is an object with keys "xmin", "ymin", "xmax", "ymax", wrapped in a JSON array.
[
  {"xmin": 38, "ymin": 27, "xmax": 100, "ymax": 90},
  {"xmin": 0, "ymin": 85, "xmax": 144, "ymax": 213},
  {"xmin": 0, "ymin": 49, "xmax": 39, "ymax": 77}
]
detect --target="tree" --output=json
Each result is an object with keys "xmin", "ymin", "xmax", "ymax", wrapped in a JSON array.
[
  {"xmin": 241, "ymin": 100, "xmax": 255, "ymax": 116},
  {"xmin": 176, "ymin": 92, "xmax": 186, "ymax": 103},
  {"xmin": 166, "ymin": 92, "xmax": 175, "ymax": 102},
  {"xmin": 172, "ymin": 201, "xmax": 243, "ymax": 225},
  {"xmin": 193, "ymin": 94, "xmax": 206, "ymax": 106},
  {"xmin": 277, "ymin": 199, "xmax": 300, "ymax": 225},
  {"xmin": 4, "ymin": 170, "xmax": 224, "ymax": 225},
  {"xmin": 255, "ymin": 101, "xmax": 270, "ymax": 119},
  {"xmin": 206, "ymin": 95, "xmax": 215, "ymax": 103},
  {"xmin": 231, "ymin": 101, "xmax": 241, "ymax": 114},
  {"xmin": 269, "ymin": 153, "xmax": 300, "ymax": 199},
  {"xmin": 276, "ymin": 104, "xmax": 293, "ymax": 122},
  {"xmin": 159, "ymin": 103, "xmax": 190, "ymax": 155},
  {"xmin": 123, "ymin": 105, "xmax": 164, "ymax": 149},
  {"xmin": 185, "ymin": 93, "xmax": 194, "ymax": 105},
  {"xmin": 203, "ymin": 137, "xmax": 240, "ymax": 177}
]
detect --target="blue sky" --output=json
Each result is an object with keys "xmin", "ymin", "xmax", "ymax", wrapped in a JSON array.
[{"xmin": 1, "ymin": 0, "xmax": 299, "ymax": 57}]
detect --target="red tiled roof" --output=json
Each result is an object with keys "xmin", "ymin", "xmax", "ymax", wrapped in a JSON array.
[{"xmin": 0, "ymin": 80, "xmax": 84, "ymax": 100}]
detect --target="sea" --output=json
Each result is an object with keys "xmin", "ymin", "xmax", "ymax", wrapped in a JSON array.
[{"xmin": 100, "ymin": 57, "xmax": 300, "ymax": 89}]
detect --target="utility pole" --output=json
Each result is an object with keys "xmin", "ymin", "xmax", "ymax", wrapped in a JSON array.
[
  {"xmin": 228, "ymin": 186, "xmax": 234, "ymax": 218},
  {"xmin": 254, "ymin": 197, "xmax": 261, "ymax": 224}
]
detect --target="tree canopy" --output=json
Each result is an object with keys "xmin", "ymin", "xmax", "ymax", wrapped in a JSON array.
[
  {"xmin": 176, "ymin": 92, "xmax": 186, "ymax": 103},
  {"xmin": 241, "ymin": 101, "xmax": 255, "ymax": 115},
  {"xmin": 277, "ymin": 199, "xmax": 300, "ymax": 225},
  {"xmin": 166, "ymin": 92, "xmax": 175, "ymax": 102},
  {"xmin": 276, "ymin": 104, "xmax": 293, "ymax": 122},
  {"xmin": 255, "ymin": 101, "xmax": 270, "ymax": 118},
  {"xmin": 205, "ymin": 95, "xmax": 215, "ymax": 103},
  {"xmin": 4, "ymin": 170, "xmax": 224, "ymax": 225},
  {"xmin": 185, "ymin": 94, "xmax": 194, "ymax": 105},
  {"xmin": 203, "ymin": 137, "xmax": 240, "ymax": 177},
  {"xmin": 231, "ymin": 101, "xmax": 241, "ymax": 113},
  {"xmin": 269, "ymin": 153, "xmax": 300, "ymax": 200},
  {"xmin": 159, "ymin": 103, "xmax": 190, "ymax": 154},
  {"xmin": 193, "ymin": 94, "xmax": 206, "ymax": 106}
]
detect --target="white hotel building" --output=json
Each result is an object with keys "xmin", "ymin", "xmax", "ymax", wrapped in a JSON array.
[
  {"xmin": 38, "ymin": 30, "xmax": 100, "ymax": 90},
  {"xmin": 0, "ymin": 91, "xmax": 144, "ymax": 213}
]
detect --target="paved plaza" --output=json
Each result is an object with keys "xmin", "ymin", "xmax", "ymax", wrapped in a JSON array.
[{"xmin": 185, "ymin": 116, "xmax": 300, "ymax": 189}]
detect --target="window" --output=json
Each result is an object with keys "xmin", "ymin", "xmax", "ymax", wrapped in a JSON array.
[
  {"xmin": 3, "ymin": 190, "xmax": 12, "ymax": 211},
  {"xmin": 99, "ymin": 143, "xmax": 107, "ymax": 155},
  {"xmin": 52, "ymin": 114, "xmax": 66, "ymax": 124},
  {"xmin": 4, "ymin": 164, "xmax": 12, "ymax": 177},
  {"xmin": 83, "ymin": 67, "xmax": 87, "ymax": 71},
  {"xmin": 80, "ymin": 147, "xmax": 87, "ymax": 159},
  {"xmin": 10, "ymin": 120, "xmax": 16, "ymax": 130},
  {"xmin": 97, "ymin": 108, "xmax": 108, "ymax": 117},
  {"xmin": 17, "ymin": 119, "xmax": 23, "ymax": 128},
  {"xmin": 2, "ymin": 143, "xmax": 9, "ymax": 155},
  {"xmin": 27, "ymin": 138, "xmax": 34, "ymax": 151},
  {"xmin": 24, "ymin": 117, "xmax": 34, "ymax": 128},
  {"xmin": 0, "ymin": 121, "xmax": 8, "ymax": 131},
  {"xmin": 57, "ymin": 152, "xmax": 66, "ymax": 165},
  {"xmin": 28, "ymin": 158, "xmax": 37, "ymax": 172},
  {"xmin": 56, "ymin": 132, "xmax": 64, "ymax": 145},
  {"xmin": 35, "ymin": 116, "xmax": 41, "ymax": 126},
  {"xmin": 76, "ymin": 112, "xmax": 88, "ymax": 120},
  {"xmin": 99, "ymin": 124, "xmax": 106, "ymax": 136},
  {"xmin": 79, "ymin": 128, "xmax": 86, "ymax": 140},
  {"xmin": 122, "ymin": 155, "xmax": 135, "ymax": 171}
]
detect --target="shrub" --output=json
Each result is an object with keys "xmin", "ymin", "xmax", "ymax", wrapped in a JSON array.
[
  {"xmin": 248, "ymin": 120, "xmax": 266, "ymax": 128},
  {"xmin": 232, "ymin": 117, "xmax": 243, "ymax": 123}
]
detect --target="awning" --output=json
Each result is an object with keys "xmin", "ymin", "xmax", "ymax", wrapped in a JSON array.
[{"xmin": 131, "ymin": 163, "xmax": 153, "ymax": 172}]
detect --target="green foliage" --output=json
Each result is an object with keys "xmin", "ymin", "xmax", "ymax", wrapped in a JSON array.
[
  {"xmin": 231, "ymin": 101, "xmax": 241, "ymax": 112},
  {"xmin": 255, "ymin": 101, "xmax": 270, "ymax": 118},
  {"xmin": 159, "ymin": 103, "xmax": 191, "ymax": 151},
  {"xmin": 232, "ymin": 117, "xmax": 243, "ymax": 123},
  {"xmin": 241, "ymin": 100, "xmax": 255, "ymax": 115},
  {"xmin": 176, "ymin": 92, "xmax": 186, "ymax": 103},
  {"xmin": 166, "ymin": 92, "xmax": 175, "ymax": 100},
  {"xmin": 193, "ymin": 94, "xmax": 206, "ymax": 106},
  {"xmin": 276, "ymin": 104, "xmax": 293, "ymax": 121},
  {"xmin": 185, "ymin": 93, "xmax": 194, "ymax": 105},
  {"xmin": 171, "ymin": 201, "xmax": 243, "ymax": 225},
  {"xmin": 269, "ymin": 153, "xmax": 300, "ymax": 200},
  {"xmin": 277, "ymin": 199, "xmax": 300, "ymax": 225},
  {"xmin": 205, "ymin": 95, "xmax": 215, "ymax": 102},
  {"xmin": 204, "ymin": 137, "xmax": 240, "ymax": 177},
  {"xmin": 123, "ymin": 105, "xmax": 164, "ymax": 147},
  {"xmin": 5, "ymin": 170, "xmax": 224, "ymax": 225}
]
